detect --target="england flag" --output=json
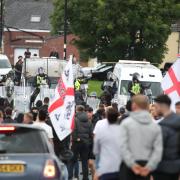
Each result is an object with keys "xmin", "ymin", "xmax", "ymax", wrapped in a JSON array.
[
  {"xmin": 161, "ymin": 55, "xmax": 180, "ymax": 110},
  {"xmin": 48, "ymin": 56, "xmax": 75, "ymax": 141}
]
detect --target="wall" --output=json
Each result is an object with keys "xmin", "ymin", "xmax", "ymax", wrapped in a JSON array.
[
  {"xmin": 3, "ymin": 31, "xmax": 80, "ymax": 65},
  {"xmin": 162, "ymin": 32, "xmax": 180, "ymax": 67}
]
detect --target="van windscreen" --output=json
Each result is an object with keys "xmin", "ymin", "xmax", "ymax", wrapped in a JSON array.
[
  {"xmin": 0, "ymin": 60, "xmax": 11, "ymax": 68},
  {"xmin": 120, "ymin": 80, "xmax": 163, "ymax": 97}
]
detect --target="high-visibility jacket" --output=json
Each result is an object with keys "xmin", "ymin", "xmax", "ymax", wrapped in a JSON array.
[
  {"xmin": 131, "ymin": 83, "xmax": 141, "ymax": 95},
  {"xmin": 75, "ymin": 79, "xmax": 81, "ymax": 91}
]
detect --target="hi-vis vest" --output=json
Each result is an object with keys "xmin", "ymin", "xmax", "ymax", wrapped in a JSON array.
[
  {"xmin": 75, "ymin": 79, "xmax": 81, "ymax": 91},
  {"xmin": 131, "ymin": 83, "xmax": 141, "ymax": 95},
  {"xmin": 37, "ymin": 76, "xmax": 47, "ymax": 87}
]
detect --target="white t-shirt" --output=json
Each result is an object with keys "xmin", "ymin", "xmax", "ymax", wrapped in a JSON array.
[
  {"xmin": 93, "ymin": 119, "xmax": 107, "ymax": 135},
  {"xmin": 93, "ymin": 119, "xmax": 122, "ymax": 176},
  {"xmin": 34, "ymin": 122, "xmax": 54, "ymax": 139}
]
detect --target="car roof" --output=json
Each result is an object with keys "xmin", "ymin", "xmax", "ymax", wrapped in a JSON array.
[
  {"xmin": 0, "ymin": 123, "xmax": 44, "ymax": 131},
  {"xmin": 0, "ymin": 54, "xmax": 9, "ymax": 59}
]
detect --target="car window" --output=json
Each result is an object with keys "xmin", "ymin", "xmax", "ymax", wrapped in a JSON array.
[
  {"xmin": 0, "ymin": 60, "xmax": 11, "ymax": 69},
  {"xmin": 0, "ymin": 128, "xmax": 49, "ymax": 153}
]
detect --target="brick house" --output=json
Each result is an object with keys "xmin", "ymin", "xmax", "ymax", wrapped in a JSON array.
[{"xmin": 3, "ymin": 0, "xmax": 79, "ymax": 65}]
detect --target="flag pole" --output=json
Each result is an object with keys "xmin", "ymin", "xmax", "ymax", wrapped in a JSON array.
[{"xmin": 63, "ymin": 0, "xmax": 68, "ymax": 60}]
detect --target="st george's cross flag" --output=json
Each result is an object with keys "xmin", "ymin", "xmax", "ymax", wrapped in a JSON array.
[
  {"xmin": 48, "ymin": 56, "xmax": 75, "ymax": 141},
  {"xmin": 161, "ymin": 55, "xmax": 180, "ymax": 110}
]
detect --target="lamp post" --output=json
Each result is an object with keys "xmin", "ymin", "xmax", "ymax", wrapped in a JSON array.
[
  {"xmin": 63, "ymin": 0, "xmax": 67, "ymax": 60},
  {"xmin": 0, "ymin": 0, "xmax": 4, "ymax": 53}
]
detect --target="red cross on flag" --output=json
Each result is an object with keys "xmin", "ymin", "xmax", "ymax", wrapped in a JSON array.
[
  {"xmin": 161, "ymin": 56, "xmax": 180, "ymax": 109},
  {"xmin": 48, "ymin": 55, "xmax": 75, "ymax": 141}
]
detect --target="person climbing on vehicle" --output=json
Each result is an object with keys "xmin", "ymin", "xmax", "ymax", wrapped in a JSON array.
[
  {"xmin": 30, "ymin": 67, "xmax": 50, "ymax": 109},
  {"xmin": 101, "ymin": 72, "xmax": 117, "ymax": 99}
]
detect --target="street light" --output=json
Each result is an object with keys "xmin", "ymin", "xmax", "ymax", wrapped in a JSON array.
[
  {"xmin": 63, "ymin": 0, "xmax": 67, "ymax": 60},
  {"xmin": 0, "ymin": 0, "xmax": 4, "ymax": 52}
]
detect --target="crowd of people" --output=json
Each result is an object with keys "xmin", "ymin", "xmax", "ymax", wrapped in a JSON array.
[{"xmin": 0, "ymin": 93, "xmax": 180, "ymax": 180}]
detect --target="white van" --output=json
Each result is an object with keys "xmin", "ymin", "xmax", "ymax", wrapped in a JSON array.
[
  {"xmin": 0, "ymin": 54, "xmax": 12, "ymax": 84},
  {"xmin": 113, "ymin": 60, "xmax": 163, "ymax": 106}
]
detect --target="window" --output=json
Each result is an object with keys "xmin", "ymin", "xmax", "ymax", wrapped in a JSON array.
[
  {"xmin": 120, "ymin": 80, "xmax": 163, "ymax": 97},
  {"xmin": 0, "ymin": 128, "xmax": 48, "ymax": 153},
  {"xmin": 30, "ymin": 15, "xmax": 41, "ymax": 22},
  {"xmin": 0, "ymin": 60, "xmax": 11, "ymax": 69}
]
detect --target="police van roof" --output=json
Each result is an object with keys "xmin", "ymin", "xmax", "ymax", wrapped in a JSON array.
[{"xmin": 118, "ymin": 60, "xmax": 150, "ymax": 65}]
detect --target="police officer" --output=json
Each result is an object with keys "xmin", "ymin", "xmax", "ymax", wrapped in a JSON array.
[
  {"xmin": 74, "ymin": 78, "xmax": 85, "ymax": 105},
  {"xmin": 30, "ymin": 67, "xmax": 50, "ymax": 109},
  {"xmin": 128, "ymin": 73, "xmax": 142, "ymax": 97},
  {"xmin": 101, "ymin": 72, "xmax": 117, "ymax": 98}
]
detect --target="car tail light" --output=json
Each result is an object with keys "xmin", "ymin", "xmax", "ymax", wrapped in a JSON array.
[
  {"xmin": 0, "ymin": 126, "xmax": 15, "ymax": 132},
  {"xmin": 43, "ymin": 159, "xmax": 56, "ymax": 178}
]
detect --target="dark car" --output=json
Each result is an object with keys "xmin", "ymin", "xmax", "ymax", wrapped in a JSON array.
[
  {"xmin": 92, "ymin": 66, "xmax": 114, "ymax": 81},
  {"xmin": 0, "ymin": 124, "xmax": 68, "ymax": 180}
]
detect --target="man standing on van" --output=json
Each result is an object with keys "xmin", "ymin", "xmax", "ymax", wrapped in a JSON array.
[{"xmin": 14, "ymin": 56, "xmax": 23, "ymax": 85}]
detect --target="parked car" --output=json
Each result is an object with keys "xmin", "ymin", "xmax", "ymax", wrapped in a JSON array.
[
  {"xmin": 0, "ymin": 54, "xmax": 12, "ymax": 85},
  {"xmin": 0, "ymin": 124, "xmax": 68, "ymax": 180},
  {"xmin": 92, "ymin": 65, "xmax": 114, "ymax": 80}
]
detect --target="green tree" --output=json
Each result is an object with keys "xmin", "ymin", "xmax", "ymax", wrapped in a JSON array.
[{"xmin": 51, "ymin": 0, "xmax": 180, "ymax": 64}]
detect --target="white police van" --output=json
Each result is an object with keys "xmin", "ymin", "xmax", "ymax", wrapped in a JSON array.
[
  {"xmin": 0, "ymin": 54, "xmax": 12, "ymax": 85},
  {"xmin": 112, "ymin": 60, "xmax": 163, "ymax": 106}
]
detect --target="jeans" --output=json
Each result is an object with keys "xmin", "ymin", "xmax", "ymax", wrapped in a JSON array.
[
  {"xmin": 153, "ymin": 172, "xmax": 179, "ymax": 180},
  {"xmin": 30, "ymin": 88, "xmax": 40, "ymax": 108},
  {"xmin": 69, "ymin": 141, "xmax": 89, "ymax": 180},
  {"xmin": 119, "ymin": 162, "xmax": 151, "ymax": 180},
  {"xmin": 100, "ymin": 172, "xmax": 119, "ymax": 180}
]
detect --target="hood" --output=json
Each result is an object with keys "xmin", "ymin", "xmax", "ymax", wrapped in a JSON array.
[
  {"xmin": 160, "ymin": 113, "xmax": 180, "ymax": 130},
  {"xmin": 0, "ymin": 68, "xmax": 12, "ymax": 75},
  {"xmin": 130, "ymin": 111, "xmax": 153, "ymax": 124},
  {"xmin": 76, "ymin": 112, "xmax": 88, "ymax": 122}
]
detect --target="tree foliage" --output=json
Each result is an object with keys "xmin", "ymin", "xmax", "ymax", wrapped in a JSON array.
[{"xmin": 51, "ymin": 0, "xmax": 180, "ymax": 64}]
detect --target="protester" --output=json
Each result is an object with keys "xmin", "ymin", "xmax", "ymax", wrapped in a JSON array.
[
  {"xmin": 150, "ymin": 104, "xmax": 163, "ymax": 123},
  {"xmin": 49, "ymin": 47, "xmax": 59, "ymax": 59},
  {"xmin": 118, "ymin": 101, "xmax": 132, "ymax": 124},
  {"xmin": 86, "ymin": 107, "xmax": 96, "ymax": 180},
  {"xmin": 3, "ymin": 107, "xmax": 15, "ymax": 123},
  {"xmin": 14, "ymin": 56, "xmax": 23, "ymax": 85},
  {"xmin": 119, "ymin": 95, "xmax": 163, "ymax": 180},
  {"xmin": 93, "ymin": 107, "xmax": 122, "ymax": 180},
  {"xmin": 0, "ymin": 110, "xmax": 4, "ymax": 123},
  {"xmin": 30, "ymin": 107, "xmax": 39, "ymax": 121},
  {"xmin": 41, "ymin": 97, "xmax": 49, "ymax": 112},
  {"xmin": 92, "ymin": 105, "xmax": 106, "ymax": 128},
  {"xmin": 23, "ymin": 113, "xmax": 33, "ymax": 124},
  {"xmin": 0, "ymin": 97, "xmax": 4, "ymax": 113},
  {"xmin": 175, "ymin": 101, "xmax": 180, "ymax": 115},
  {"xmin": 153, "ymin": 95, "xmax": 180, "ymax": 180},
  {"xmin": 36, "ymin": 100, "xmax": 43, "ymax": 110},
  {"xmin": 112, "ymin": 102, "xmax": 118, "ymax": 112},
  {"xmin": 34, "ymin": 109, "xmax": 53, "ymax": 144},
  {"xmin": 69, "ymin": 105, "xmax": 93, "ymax": 180},
  {"xmin": 15, "ymin": 113, "xmax": 24, "ymax": 123},
  {"xmin": 24, "ymin": 48, "xmax": 31, "ymax": 59}
]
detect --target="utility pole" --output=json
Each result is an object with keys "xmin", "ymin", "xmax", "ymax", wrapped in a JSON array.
[
  {"xmin": 0, "ymin": 0, "xmax": 4, "ymax": 53},
  {"xmin": 63, "ymin": 0, "xmax": 67, "ymax": 60}
]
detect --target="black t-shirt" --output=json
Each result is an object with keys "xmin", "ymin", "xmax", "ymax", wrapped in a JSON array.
[
  {"xmin": 24, "ymin": 51, "xmax": 31, "ymax": 58},
  {"xmin": 15, "ymin": 62, "xmax": 23, "ymax": 74}
]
